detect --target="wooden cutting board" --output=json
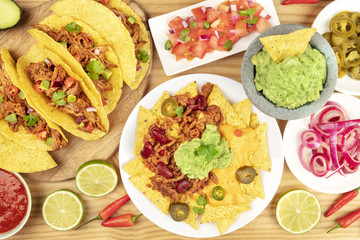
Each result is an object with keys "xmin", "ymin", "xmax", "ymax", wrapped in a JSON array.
[{"xmin": 0, "ymin": 0, "xmax": 152, "ymax": 181}]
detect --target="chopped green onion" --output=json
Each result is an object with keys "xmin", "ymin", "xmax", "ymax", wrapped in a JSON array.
[
  {"xmin": 184, "ymin": 36, "xmax": 191, "ymax": 44},
  {"xmin": 179, "ymin": 28, "xmax": 190, "ymax": 41},
  {"xmin": 165, "ymin": 40, "xmax": 172, "ymax": 50},
  {"xmin": 128, "ymin": 16, "xmax": 136, "ymax": 24},
  {"xmin": 5, "ymin": 113, "xmax": 17, "ymax": 122},
  {"xmin": 67, "ymin": 94, "xmax": 76, "ymax": 103},
  {"xmin": 203, "ymin": 21, "xmax": 211, "ymax": 29}
]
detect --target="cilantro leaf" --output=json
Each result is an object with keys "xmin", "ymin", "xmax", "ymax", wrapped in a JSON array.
[
  {"xmin": 208, "ymin": 144, "xmax": 218, "ymax": 156},
  {"xmin": 65, "ymin": 22, "xmax": 82, "ymax": 34},
  {"xmin": 224, "ymin": 40, "xmax": 233, "ymax": 51},
  {"xmin": 197, "ymin": 144, "xmax": 209, "ymax": 156},
  {"xmin": 23, "ymin": 114, "xmax": 40, "ymax": 127},
  {"xmin": 137, "ymin": 50, "xmax": 149, "ymax": 63},
  {"xmin": 175, "ymin": 106, "xmax": 184, "ymax": 117},
  {"xmin": 86, "ymin": 60, "xmax": 105, "ymax": 80},
  {"xmin": 198, "ymin": 208, "xmax": 205, "ymax": 214},
  {"xmin": 241, "ymin": 8, "xmax": 258, "ymax": 25},
  {"xmin": 184, "ymin": 36, "xmax": 191, "ymax": 44},
  {"xmin": 189, "ymin": 20, "xmax": 197, "ymax": 29},
  {"xmin": 179, "ymin": 28, "xmax": 191, "ymax": 41},
  {"xmin": 87, "ymin": 71, "xmax": 99, "ymax": 81},
  {"xmin": 52, "ymin": 91, "xmax": 67, "ymax": 106},
  {"xmin": 193, "ymin": 207, "xmax": 200, "ymax": 214},
  {"xmin": 196, "ymin": 195, "xmax": 207, "ymax": 206}
]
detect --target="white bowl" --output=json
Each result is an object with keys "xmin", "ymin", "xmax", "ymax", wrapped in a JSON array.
[{"xmin": 0, "ymin": 171, "xmax": 32, "ymax": 239}]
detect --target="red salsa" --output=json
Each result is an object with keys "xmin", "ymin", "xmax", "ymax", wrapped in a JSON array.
[{"xmin": 0, "ymin": 169, "xmax": 28, "ymax": 233}]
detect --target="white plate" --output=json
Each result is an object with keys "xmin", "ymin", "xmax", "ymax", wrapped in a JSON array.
[
  {"xmin": 119, "ymin": 74, "xmax": 284, "ymax": 238},
  {"xmin": 312, "ymin": 0, "xmax": 360, "ymax": 96},
  {"xmin": 284, "ymin": 93, "xmax": 360, "ymax": 194},
  {"xmin": 148, "ymin": 0, "xmax": 280, "ymax": 76}
]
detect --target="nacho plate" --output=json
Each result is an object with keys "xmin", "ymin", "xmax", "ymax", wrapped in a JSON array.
[{"xmin": 118, "ymin": 74, "xmax": 284, "ymax": 237}]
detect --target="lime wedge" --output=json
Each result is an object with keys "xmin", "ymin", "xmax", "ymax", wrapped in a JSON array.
[
  {"xmin": 42, "ymin": 190, "xmax": 84, "ymax": 231},
  {"xmin": 275, "ymin": 189, "xmax": 321, "ymax": 234},
  {"xmin": 75, "ymin": 159, "xmax": 118, "ymax": 197}
]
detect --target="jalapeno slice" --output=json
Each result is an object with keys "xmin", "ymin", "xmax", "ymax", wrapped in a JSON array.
[
  {"xmin": 169, "ymin": 203, "xmax": 189, "ymax": 222},
  {"xmin": 338, "ymin": 67, "xmax": 348, "ymax": 78},
  {"xmin": 330, "ymin": 17, "xmax": 356, "ymax": 37},
  {"xmin": 235, "ymin": 166, "xmax": 256, "ymax": 184},
  {"xmin": 161, "ymin": 97, "xmax": 179, "ymax": 117},
  {"xmin": 322, "ymin": 32, "xmax": 332, "ymax": 45},
  {"xmin": 333, "ymin": 47, "xmax": 345, "ymax": 68},
  {"xmin": 331, "ymin": 34, "xmax": 348, "ymax": 48},
  {"xmin": 350, "ymin": 66, "xmax": 360, "ymax": 80},
  {"xmin": 334, "ymin": 11, "xmax": 353, "ymax": 19},
  {"xmin": 342, "ymin": 39, "xmax": 360, "ymax": 67},
  {"xmin": 212, "ymin": 186, "xmax": 225, "ymax": 201}
]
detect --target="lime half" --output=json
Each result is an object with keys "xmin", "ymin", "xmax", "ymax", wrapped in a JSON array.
[
  {"xmin": 75, "ymin": 159, "xmax": 118, "ymax": 197},
  {"xmin": 42, "ymin": 190, "xmax": 84, "ymax": 231},
  {"xmin": 275, "ymin": 189, "xmax": 321, "ymax": 234}
]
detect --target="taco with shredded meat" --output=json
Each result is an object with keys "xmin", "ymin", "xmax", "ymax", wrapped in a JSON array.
[
  {"xmin": 51, "ymin": 0, "xmax": 150, "ymax": 90},
  {"xmin": 29, "ymin": 15, "xmax": 122, "ymax": 114},
  {"xmin": 16, "ymin": 44, "xmax": 109, "ymax": 140},
  {"xmin": 0, "ymin": 47, "xmax": 68, "ymax": 151}
]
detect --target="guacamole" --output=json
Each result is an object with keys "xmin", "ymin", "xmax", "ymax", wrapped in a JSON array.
[
  {"xmin": 251, "ymin": 44, "xmax": 327, "ymax": 109},
  {"xmin": 174, "ymin": 124, "xmax": 233, "ymax": 180}
]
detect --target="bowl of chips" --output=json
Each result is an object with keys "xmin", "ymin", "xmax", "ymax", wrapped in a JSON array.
[{"xmin": 241, "ymin": 23, "xmax": 337, "ymax": 120}]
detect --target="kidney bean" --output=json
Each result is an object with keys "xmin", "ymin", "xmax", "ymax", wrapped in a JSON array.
[
  {"xmin": 187, "ymin": 95, "xmax": 206, "ymax": 111},
  {"xmin": 157, "ymin": 162, "xmax": 174, "ymax": 178},
  {"xmin": 151, "ymin": 127, "xmax": 168, "ymax": 144},
  {"xmin": 176, "ymin": 179, "xmax": 190, "ymax": 193},
  {"xmin": 140, "ymin": 142, "xmax": 153, "ymax": 158}
]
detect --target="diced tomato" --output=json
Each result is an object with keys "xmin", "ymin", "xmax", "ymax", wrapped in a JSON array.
[
  {"xmin": 256, "ymin": 17, "xmax": 271, "ymax": 33},
  {"xmin": 37, "ymin": 129, "xmax": 48, "ymax": 141},
  {"xmin": 207, "ymin": 9, "xmax": 221, "ymax": 23},
  {"xmin": 218, "ymin": 3, "xmax": 230, "ymax": 13},
  {"xmin": 235, "ymin": 20, "xmax": 249, "ymax": 37},
  {"xmin": 7, "ymin": 85, "xmax": 19, "ymax": 96},
  {"xmin": 167, "ymin": 33, "xmax": 179, "ymax": 48},
  {"xmin": 64, "ymin": 77, "xmax": 76, "ymax": 89},
  {"xmin": 237, "ymin": 0, "xmax": 249, "ymax": 9},
  {"xmin": 252, "ymin": 2, "xmax": 264, "ymax": 15},
  {"xmin": 84, "ymin": 122, "xmax": 95, "ymax": 133},
  {"xmin": 208, "ymin": 35, "xmax": 219, "ymax": 50},
  {"xmin": 171, "ymin": 44, "xmax": 187, "ymax": 61},
  {"xmin": 168, "ymin": 16, "xmax": 184, "ymax": 33},
  {"xmin": 217, "ymin": 13, "xmax": 231, "ymax": 28},
  {"xmin": 100, "ymin": 0, "xmax": 110, "ymax": 5},
  {"xmin": 228, "ymin": 35, "xmax": 241, "ymax": 45},
  {"xmin": 34, "ymin": 81, "xmax": 45, "ymax": 93},
  {"xmin": 191, "ymin": 7, "xmax": 207, "ymax": 20},
  {"xmin": 190, "ymin": 41, "xmax": 207, "ymax": 59}
]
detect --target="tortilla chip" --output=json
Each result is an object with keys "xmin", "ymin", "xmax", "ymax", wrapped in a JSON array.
[
  {"xmin": 250, "ymin": 123, "xmax": 271, "ymax": 171},
  {"xmin": 150, "ymin": 91, "xmax": 170, "ymax": 119},
  {"xmin": 51, "ymin": 0, "xmax": 137, "ymax": 89},
  {"xmin": 176, "ymin": 81, "xmax": 198, "ymax": 97},
  {"xmin": 134, "ymin": 106, "xmax": 158, "ymax": 155},
  {"xmin": 241, "ymin": 169, "xmax": 265, "ymax": 199},
  {"xmin": 259, "ymin": 28, "xmax": 316, "ymax": 63},
  {"xmin": 249, "ymin": 113, "xmax": 259, "ymax": 129},
  {"xmin": 181, "ymin": 196, "xmax": 199, "ymax": 230},
  {"xmin": 123, "ymin": 156, "xmax": 146, "ymax": 176},
  {"xmin": 233, "ymin": 98, "xmax": 252, "ymax": 127},
  {"xmin": 0, "ymin": 133, "xmax": 57, "ymax": 172},
  {"xmin": 16, "ymin": 44, "xmax": 109, "ymax": 140},
  {"xmin": 29, "ymin": 15, "xmax": 123, "ymax": 114},
  {"xmin": 200, "ymin": 204, "xmax": 250, "ymax": 234},
  {"xmin": 207, "ymin": 85, "xmax": 246, "ymax": 129}
]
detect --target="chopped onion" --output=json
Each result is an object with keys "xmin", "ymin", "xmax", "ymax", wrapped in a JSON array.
[
  {"xmin": 182, "ymin": 20, "xmax": 188, "ymax": 28},
  {"xmin": 310, "ymin": 153, "xmax": 328, "ymax": 177},
  {"xmin": 44, "ymin": 58, "xmax": 51, "ymax": 65},
  {"xmin": 247, "ymin": 23, "xmax": 254, "ymax": 28},
  {"xmin": 231, "ymin": 14, "xmax": 239, "ymax": 21},
  {"xmin": 298, "ymin": 144, "xmax": 312, "ymax": 171},
  {"xmin": 259, "ymin": 9, "xmax": 269, "ymax": 19},
  {"xmin": 76, "ymin": 116, "xmax": 84, "ymax": 125},
  {"xmin": 86, "ymin": 106, "xmax": 97, "ymax": 112},
  {"xmin": 201, "ymin": 6, "xmax": 206, "ymax": 14},
  {"xmin": 52, "ymin": 79, "xmax": 62, "ymax": 88},
  {"xmin": 136, "ymin": 66, "xmax": 142, "ymax": 71},
  {"xmin": 229, "ymin": 29, "xmax": 236, "ymax": 34},
  {"xmin": 230, "ymin": 4, "xmax": 237, "ymax": 12},
  {"xmin": 199, "ymin": 35, "xmax": 208, "ymax": 41},
  {"xmin": 178, "ymin": 39, "xmax": 184, "ymax": 44},
  {"xmin": 214, "ymin": 30, "xmax": 220, "ymax": 38},
  {"xmin": 169, "ymin": 29, "xmax": 175, "ymax": 34},
  {"xmin": 94, "ymin": 48, "xmax": 101, "ymax": 56},
  {"xmin": 301, "ymin": 130, "xmax": 322, "ymax": 149},
  {"xmin": 118, "ymin": 15, "xmax": 122, "ymax": 21},
  {"xmin": 27, "ymin": 108, "xmax": 34, "ymax": 114},
  {"xmin": 247, "ymin": 0, "xmax": 254, "ymax": 6}
]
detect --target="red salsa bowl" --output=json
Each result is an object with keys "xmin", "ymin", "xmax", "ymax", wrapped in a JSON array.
[{"xmin": 0, "ymin": 169, "xmax": 31, "ymax": 239}]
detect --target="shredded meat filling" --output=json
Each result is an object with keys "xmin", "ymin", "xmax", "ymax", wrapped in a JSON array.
[
  {"xmin": 33, "ymin": 24, "xmax": 116, "ymax": 101},
  {"xmin": 24, "ymin": 62, "xmax": 106, "ymax": 133},
  {"xmin": 141, "ymin": 83, "xmax": 225, "ymax": 203},
  {"xmin": 0, "ymin": 56, "xmax": 67, "ymax": 150}
]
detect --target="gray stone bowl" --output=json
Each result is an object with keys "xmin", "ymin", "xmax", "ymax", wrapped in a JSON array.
[{"xmin": 241, "ymin": 24, "xmax": 337, "ymax": 120}]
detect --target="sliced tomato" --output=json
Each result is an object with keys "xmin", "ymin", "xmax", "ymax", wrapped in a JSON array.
[
  {"xmin": 252, "ymin": 2, "xmax": 264, "ymax": 15},
  {"xmin": 190, "ymin": 41, "xmax": 207, "ymax": 59},
  {"xmin": 228, "ymin": 35, "xmax": 241, "ymax": 45},
  {"xmin": 171, "ymin": 44, "xmax": 187, "ymax": 61},
  {"xmin": 64, "ymin": 77, "xmax": 76, "ymax": 89},
  {"xmin": 168, "ymin": 16, "xmax": 184, "ymax": 33},
  {"xmin": 208, "ymin": 35, "xmax": 219, "ymax": 50},
  {"xmin": 167, "ymin": 33, "xmax": 179, "ymax": 48},
  {"xmin": 191, "ymin": 7, "xmax": 207, "ymax": 21},
  {"xmin": 37, "ymin": 129, "xmax": 48, "ymax": 141},
  {"xmin": 256, "ymin": 17, "xmax": 271, "ymax": 33},
  {"xmin": 207, "ymin": 9, "xmax": 221, "ymax": 23},
  {"xmin": 34, "ymin": 81, "xmax": 45, "ymax": 93},
  {"xmin": 235, "ymin": 20, "xmax": 249, "ymax": 37},
  {"xmin": 7, "ymin": 85, "xmax": 19, "ymax": 96},
  {"xmin": 237, "ymin": 0, "xmax": 249, "ymax": 9},
  {"xmin": 84, "ymin": 122, "xmax": 95, "ymax": 133}
]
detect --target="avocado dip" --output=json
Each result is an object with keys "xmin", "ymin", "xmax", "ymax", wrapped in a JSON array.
[
  {"xmin": 174, "ymin": 124, "xmax": 233, "ymax": 180},
  {"xmin": 251, "ymin": 44, "xmax": 327, "ymax": 109}
]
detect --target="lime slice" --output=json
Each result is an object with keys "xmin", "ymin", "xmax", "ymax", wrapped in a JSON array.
[
  {"xmin": 275, "ymin": 189, "xmax": 321, "ymax": 234},
  {"xmin": 42, "ymin": 190, "xmax": 84, "ymax": 231},
  {"xmin": 75, "ymin": 159, "xmax": 118, "ymax": 197}
]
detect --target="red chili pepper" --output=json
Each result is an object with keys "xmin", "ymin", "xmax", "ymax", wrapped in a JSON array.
[
  {"xmin": 74, "ymin": 194, "xmax": 130, "ymax": 230},
  {"xmin": 327, "ymin": 208, "xmax": 360, "ymax": 233},
  {"xmin": 325, "ymin": 187, "xmax": 359, "ymax": 218},
  {"xmin": 282, "ymin": 0, "xmax": 319, "ymax": 5},
  {"xmin": 101, "ymin": 214, "xmax": 142, "ymax": 227}
]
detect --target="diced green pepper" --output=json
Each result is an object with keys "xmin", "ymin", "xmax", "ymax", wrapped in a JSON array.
[
  {"xmin": 41, "ymin": 80, "xmax": 50, "ymax": 90},
  {"xmin": 101, "ymin": 69, "xmax": 113, "ymax": 80},
  {"xmin": 46, "ymin": 137, "xmax": 52, "ymax": 146},
  {"xmin": 165, "ymin": 40, "xmax": 172, "ymax": 50},
  {"xmin": 203, "ymin": 21, "xmax": 211, "ymax": 29},
  {"xmin": 5, "ymin": 113, "xmax": 17, "ymax": 122},
  {"xmin": 128, "ymin": 16, "xmax": 136, "ymax": 24},
  {"xmin": 59, "ymin": 41, "xmax": 67, "ymax": 49},
  {"xmin": 19, "ymin": 91, "xmax": 26, "ymax": 99},
  {"xmin": 67, "ymin": 94, "xmax": 76, "ymax": 103}
]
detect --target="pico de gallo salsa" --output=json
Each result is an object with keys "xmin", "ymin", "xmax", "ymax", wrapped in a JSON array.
[
  {"xmin": 166, "ymin": 0, "xmax": 271, "ymax": 61},
  {"xmin": 0, "ymin": 169, "xmax": 28, "ymax": 234}
]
